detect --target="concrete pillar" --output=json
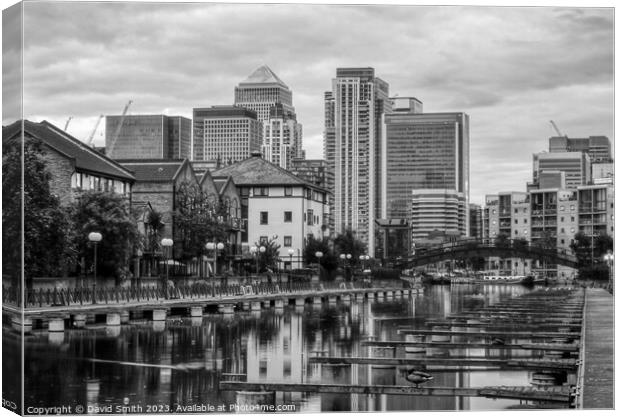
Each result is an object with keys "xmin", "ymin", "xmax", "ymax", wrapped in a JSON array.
[
  {"xmin": 342, "ymin": 294, "xmax": 351, "ymax": 303},
  {"xmin": 190, "ymin": 306, "xmax": 203, "ymax": 317},
  {"xmin": 221, "ymin": 304, "xmax": 235, "ymax": 314},
  {"xmin": 48, "ymin": 318, "xmax": 65, "ymax": 332},
  {"xmin": 106, "ymin": 313, "xmax": 121, "ymax": 326},
  {"xmin": 355, "ymin": 293, "xmax": 364, "ymax": 302},
  {"xmin": 12, "ymin": 316, "xmax": 33, "ymax": 333},
  {"xmin": 120, "ymin": 311, "xmax": 130, "ymax": 324},
  {"xmin": 328, "ymin": 295, "xmax": 337, "ymax": 304},
  {"xmin": 295, "ymin": 298, "xmax": 305, "ymax": 307},
  {"xmin": 251, "ymin": 301, "xmax": 261, "ymax": 311},
  {"xmin": 152, "ymin": 309, "xmax": 167, "ymax": 321},
  {"xmin": 367, "ymin": 292, "xmax": 375, "ymax": 299},
  {"xmin": 274, "ymin": 299, "xmax": 284, "ymax": 309},
  {"xmin": 313, "ymin": 296, "xmax": 322, "ymax": 305},
  {"xmin": 72, "ymin": 314, "xmax": 86, "ymax": 328},
  {"xmin": 242, "ymin": 302, "xmax": 250, "ymax": 311}
]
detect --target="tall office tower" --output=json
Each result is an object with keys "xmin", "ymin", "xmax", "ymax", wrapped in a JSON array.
[
  {"xmin": 325, "ymin": 67, "xmax": 390, "ymax": 255},
  {"xmin": 549, "ymin": 135, "xmax": 612, "ymax": 163},
  {"xmin": 192, "ymin": 106, "xmax": 261, "ymax": 164},
  {"xmin": 532, "ymin": 151, "xmax": 591, "ymax": 190},
  {"xmin": 105, "ymin": 115, "xmax": 191, "ymax": 160},
  {"xmin": 383, "ymin": 101, "xmax": 470, "ymax": 236},
  {"xmin": 234, "ymin": 66, "xmax": 303, "ymax": 169},
  {"xmin": 289, "ymin": 158, "xmax": 332, "ymax": 189}
]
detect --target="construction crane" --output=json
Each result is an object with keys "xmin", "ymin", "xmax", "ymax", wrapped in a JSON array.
[
  {"xmin": 86, "ymin": 114, "xmax": 104, "ymax": 145},
  {"xmin": 106, "ymin": 100, "xmax": 133, "ymax": 155},
  {"xmin": 64, "ymin": 117, "xmax": 73, "ymax": 131},
  {"xmin": 549, "ymin": 120, "xmax": 566, "ymax": 138}
]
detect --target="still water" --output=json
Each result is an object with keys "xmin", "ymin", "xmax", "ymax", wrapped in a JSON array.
[{"xmin": 6, "ymin": 284, "xmax": 547, "ymax": 413}]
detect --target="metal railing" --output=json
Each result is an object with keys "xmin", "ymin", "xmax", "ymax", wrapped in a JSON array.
[{"xmin": 2, "ymin": 281, "xmax": 374, "ymax": 309}]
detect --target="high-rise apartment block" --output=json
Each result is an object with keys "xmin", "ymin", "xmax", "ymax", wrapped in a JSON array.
[
  {"xmin": 469, "ymin": 203, "xmax": 483, "ymax": 239},
  {"xmin": 192, "ymin": 106, "xmax": 262, "ymax": 164},
  {"xmin": 483, "ymin": 184, "xmax": 614, "ymax": 279},
  {"xmin": 105, "ymin": 115, "xmax": 191, "ymax": 160},
  {"xmin": 382, "ymin": 99, "xmax": 470, "ymax": 237},
  {"xmin": 234, "ymin": 66, "xmax": 302, "ymax": 169},
  {"xmin": 324, "ymin": 67, "xmax": 390, "ymax": 255}
]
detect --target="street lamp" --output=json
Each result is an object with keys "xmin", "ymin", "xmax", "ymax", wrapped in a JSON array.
[
  {"xmin": 206, "ymin": 241, "xmax": 225, "ymax": 294},
  {"xmin": 161, "ymin": 238, "xmax": 173, "ymax": 299},
  {"xmin": 288, "ymin": 249, "xmax": 295, "ymax": 271},
  {"xmin": 315, "ymin": 251, "xmax": 323, "ymax": 280},
  {"xmin": 88, "ymin": 232, "xmax": 102, "ymax": 305},
  {"xmin": 250, "ymin": 246, "xmax": 258, "ymax": 276},
  {"xmin": 604, "ymin": 251, "xmax": 613, "ymax": 290}
]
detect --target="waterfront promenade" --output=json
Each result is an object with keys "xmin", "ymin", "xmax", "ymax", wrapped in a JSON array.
[{"xmin": 580, "ymin": 288, "xmax": 614, "ymax": 409}]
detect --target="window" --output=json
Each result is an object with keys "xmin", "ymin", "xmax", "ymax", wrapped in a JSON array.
[
  {"xmin": 570, "ymin": 205, "xmax": 575, "ymax": 211},
  {"xmin": 240, "ymin": 187, "xmax": 249, "ymax": 197},
  {"xmin": 260, "ymin": 236, "xmax": 268, "ymax": 245},
  {"xmin": 254, "ymin": 187, "xmax": 269, "ymax": 196},
  {"xmin": 284, "ymin": 211, "xmax": 292, "ymax": 222},
  {"xmin": 561, "ymin": 239, "xmax": 565, "ymax": 245},
  {"xmin": 524, "ymin": 219, "xmax": 527, "ymax": 224},
  {"xmin": 560, "ymin": 206, "xmax": 565, "ymax": 211},
  {"xmin": 514, "ymin": 208, "xmax": 518, "ymax": 214},
  {"xmin": 560, "ymin": 217, "xmax": 564, "ymax": 222},
  {"xmin": 260, "ymin": 211, "xmax": 268, "ymax": 224},
  {"xmin": 514, "ymin": 230, "xmax": 518, "ymax": 235},
  {"xmin": 561, "ymin": 228, "xmax": 565, "ymax": 233},
  {"xmin": 284, "ymin": 236, "xmax": 292, "ymax": 247},
  {"xmin": 307, "ymin": 209, "xmax": 314, "ymax": 225},
  {"xmin": 571, "ymin": 216, "xmax": 575, "ymax": 222},
  {"xmin": 284, "ymin": 187, "xmax": 293, "ymax": 196},
  {"xmin": 515, "ymin": 219, "xmax": 518, "ymax": 224}
]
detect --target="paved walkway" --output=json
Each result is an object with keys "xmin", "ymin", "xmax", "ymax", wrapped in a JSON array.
[{"xmin": 581, "ymin": 288, "xmax": 614, "ymax": 409}]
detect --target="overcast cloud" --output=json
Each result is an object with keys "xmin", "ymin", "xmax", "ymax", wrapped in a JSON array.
[{"xmin": 1, "ymin": 1, "xmax": 614, "ymax": 204}]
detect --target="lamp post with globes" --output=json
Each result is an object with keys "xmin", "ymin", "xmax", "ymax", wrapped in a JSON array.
[
  {"xmin": 161, "ymin": 238, "xmax": 173, "ymax": 299},
  {"xmin": 315, "ymin": 251, "xmax": 324, "ymax": 280},
  {"xmin": 288, "ymin": 248, "xmax": 295, "ymax": 274},
  {"xmin": 88, "ymin": 232, "xmax": 102, "ymax": 305},
  {"xmin": 250, "ymin": 246, "xmax": 258, "ymax": 277},
  {"xmin": 604, "ymin": 251, "xmax": 613, "ymax": 291},
  {"xmin": 206, "ymin": 241, "xmax": 225, "ymax": 295}
]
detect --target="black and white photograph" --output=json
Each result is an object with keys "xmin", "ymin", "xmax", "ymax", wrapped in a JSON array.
[{"xmin": 1, "ymin": 0, "xmax": 615, "ymax": 415}]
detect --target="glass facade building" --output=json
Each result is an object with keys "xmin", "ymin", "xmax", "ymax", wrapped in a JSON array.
[
  {"xmin": 383, "ymin": 110, "xmax": 470, "ymax": 235},
  {"xmin": 105, "ymin": 115, "xmax": 191, "ymax": 160}
]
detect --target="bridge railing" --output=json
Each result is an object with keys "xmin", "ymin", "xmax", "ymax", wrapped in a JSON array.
[{"xmin": 2, "ymin": 281, "xmax": 373, "ymax": 309}]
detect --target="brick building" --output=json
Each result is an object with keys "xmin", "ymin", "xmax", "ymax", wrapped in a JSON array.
[{"xmin": 3, "ymin": 120, "xmax": 135, "ymax": 203}]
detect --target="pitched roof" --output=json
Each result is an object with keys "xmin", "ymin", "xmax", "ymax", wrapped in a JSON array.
[
  {"xmin": 212, "ymin": 155, "xmax": 326, "ymax": 192},
  {"xmin": 119, "ymin": 160, "xmax": 186, "ymax": 182},
  {"xmin": 240, "ymin": 65, "xmax": 288, "ymax": 88},
  {"xmin": 3, "ymin": 120, "xmax": 135, "ymax": 182}
]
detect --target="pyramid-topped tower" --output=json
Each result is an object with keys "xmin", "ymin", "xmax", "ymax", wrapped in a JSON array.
[{"xmin": 234, "ymin": 66, "xmax": 303, "ymax": 170}]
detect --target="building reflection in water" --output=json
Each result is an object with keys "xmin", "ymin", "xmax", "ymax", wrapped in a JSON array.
[{"xmin": 14, "ymin": 284, "xmax": 543, "ymax": 413}]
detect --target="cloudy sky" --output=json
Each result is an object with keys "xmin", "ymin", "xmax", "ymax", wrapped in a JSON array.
[{"xmin": 2, "ymin": 1, "xmax": 614, "ymax": 204}]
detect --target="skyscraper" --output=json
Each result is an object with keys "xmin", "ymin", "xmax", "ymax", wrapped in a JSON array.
[
  {"xmin": 234, "ymin": 65, "xmax": 302, "ymax": 169},
  {"xmin": 382, "ymin": 100, "xmax": 470, "ymax": 237},
  {"xmin": 192, "ymin": 106, "xmax": 261, "ymax": 164},
  {"xmin": 324, "ymin": 67, "xmax": 390, "ymax": 255}
]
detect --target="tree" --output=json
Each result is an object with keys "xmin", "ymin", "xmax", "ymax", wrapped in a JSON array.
[
  {"xmin": 253, "ymin": 237, "xmax": 281, "ymax": 273},
  {"xmin": 512, "ymin": 237, "xmax": 529, "ymax": 274},
  {"xmin": 144, "ymin": 208, "xmax": 165, "ymax": 254},
  {"xmin": 570, "ymin": 232, "xmax": 614, "ymax": 280},
  {"xmin": 173, "ymin": 181, "xmax": 228, "ymax": 263},
  {"xmin": 69, "ymin": 191, "xmax": 140, "ymax": 283},
  {"xmin": 333, "ymin": 229, "xmax": 366, "ymax": 265},
  {"xmin": 303, "ymin": 236, "xmax": 338, "ymax": 278},
  {"xmin": 2, "ymin": 135, "xmax": 70, "ymax": 289}
]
